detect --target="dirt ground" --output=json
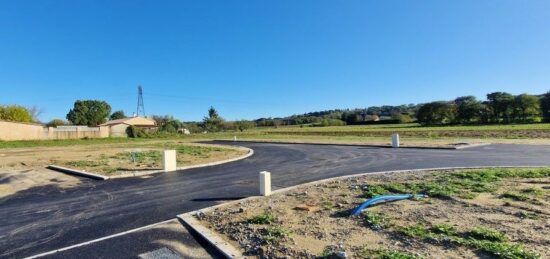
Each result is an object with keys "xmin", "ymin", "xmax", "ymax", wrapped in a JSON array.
[
  {"xmin": 201, "ymin": 169, "xmax": 550, "ymax": 258},
  {"xmin": 0, "ymin": 140, "xmax": 247, "ymax": 198}
]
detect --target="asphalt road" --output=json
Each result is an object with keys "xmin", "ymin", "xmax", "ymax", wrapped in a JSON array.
[{"xmin": 1, "ymin": 142, "xmax": 550, "ymax": 258}]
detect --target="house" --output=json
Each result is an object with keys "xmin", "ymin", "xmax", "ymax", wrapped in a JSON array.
[{"xmin": 100, "ymin": 117, "xmax": 157, "ymax": 137}]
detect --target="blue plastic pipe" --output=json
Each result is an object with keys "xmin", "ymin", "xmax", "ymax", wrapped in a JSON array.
[{"xmin": 351, "ymin": 194, "xmax": 426, "ymax": 216}]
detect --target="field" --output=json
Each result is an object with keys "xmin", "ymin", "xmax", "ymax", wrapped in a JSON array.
[
  {"xmin": 210, "ymin": 123, "xmax": 550, "ymax": 147},
  {"xmin": 200, "ymin": 168, "xmax": 550, "ymax": 258}
]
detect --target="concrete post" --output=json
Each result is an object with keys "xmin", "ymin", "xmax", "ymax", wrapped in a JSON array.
[
  {"xmin": 391, "ymin": 133, "xmax": 400, "ymax": 148},
  {"xmin": 259, "ymin": 171, "xmax": 271, "ymax": 196},
  {"xmin": 162, "ymin": 150, "xmax": 177, "ymax": 172},
  {"xmin": 234, "ymin": 136, "xmax": 237, "ymax": 142}
]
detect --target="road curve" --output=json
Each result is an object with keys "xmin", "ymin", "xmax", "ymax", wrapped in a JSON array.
[{"xmin": 1, "ymin": 142, "xmax": 549, "ymax": 258}]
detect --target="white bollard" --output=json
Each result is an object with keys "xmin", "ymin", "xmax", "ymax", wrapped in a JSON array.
[
  {"xmin": 391, "ymin": 133, "xmax": 400, "ymax": 148},
  {"xmin": 162, "ymin": 150, "xmax": 177, "ymax": 172},
  {"xmin": 234, "ymin": 135, "xmax": 237, "ymax": 142},
  {"xmin": 259, "ymin": 171, "xmax": 271, "ymax": 196}
]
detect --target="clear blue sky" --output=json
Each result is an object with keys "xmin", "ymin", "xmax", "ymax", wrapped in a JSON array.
[{"xmin": 1, "ymin": 0, "xmax": 549, "ymax": 122}]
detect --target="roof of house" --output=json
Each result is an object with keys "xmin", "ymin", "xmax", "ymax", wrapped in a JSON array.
[{"xmin": 100, "ymin": 117, "xmax": 157, "ymax": 127}]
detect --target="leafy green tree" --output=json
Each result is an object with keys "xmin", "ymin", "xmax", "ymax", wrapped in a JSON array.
[
  {"xmin": 416, "ymin": 101, "xmax": 455, "ymax": 125},
  {"xmin": 454, "ymin": 96, "xmax": 484, "ymax": 124},
  {"xmin": 234, "ymin": 120, "xmax": 255, "ymax": 132},
  {"xmin": 0, "ymin": 105, "xmax": 32, "ymax": 123},
  {"xmin": 46, "ymin": 119, "xmax": 68, "ymax": 127},
  {"xmin": 109, "ymin": 110, "xmax": 126, "ymax": 120},
  {"xmin": 66, "ymin": 100, "xmax": 111, "ymax": 126},
  {"xmin": 202, "ymin": 106, "xmax": 225, "ymax": 132},
  {"xmin": 541, "ymin": 91, "xmax": 550, "ymax": 122},
  {"xmin": 152, "ymin": 115, "xmax": 183, "ymax": 133},
  {"xmin": 486, "ymin": 92, "xmax": 514, "ymax": 123},
  {"xmin": 513, "ymin": 94, "xmax": 540, "ymax": 122}
]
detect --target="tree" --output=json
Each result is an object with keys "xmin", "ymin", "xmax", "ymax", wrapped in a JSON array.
[
  {"xmin": 202, "ymin": 106, "xmax": 225, "ymax": 132},
  {"xmin": 454, "ymin": 96, "xmax": 484, "ymax": 124},
  {"xmin": 27, "ymin": 106, "xmax": 43, "ymax": 122},
  {"xmin": 66, "ymin": 100, "xmax": 111, "ymax": 126},
  {"xmin": 153, "ymin": 115, "xmax": 183, "ymax": 133},
  {"xmin": 109, "ymin": 110, "xmax": 126, "ymax": 120},
  {"xmin": 541, "ymin": 91, "xmax": 550, "ymax": 122},
  {"xmin": 416, "ymin": 101, "xmax": 455, "ymax": 125},
  {"xmin": 46, "ymin": 119, "xmax": 67, "ymax": 127},
  {"xmin": 513, "ymin": 94, "xmax": 540, "ymax": 122},
  {"xmin": 234, "ymin": 120, "xmax": 255, "ymax": 132},
  {"xmin": 0, "ymin": 105, "xmax": 32, "ymax": 123},
  {"xmin": 486, "ymin": 92, "xmax": 514, "ymax": 123}
]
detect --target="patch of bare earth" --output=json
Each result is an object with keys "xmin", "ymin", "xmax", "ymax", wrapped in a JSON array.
[{"xmin": 200, "ymin": 169, "xmax": 550, "ymax": 258}]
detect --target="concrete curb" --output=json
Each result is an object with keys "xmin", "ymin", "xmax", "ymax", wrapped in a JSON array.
[
  {"xmin": 47, "ymin": 165, "xmax": 109, "ymax": 180},
  {"xmin": 214, "ymin": 139, "xmax": 490, "ymax": 150},
  {"xmin": 105, "ymin": 147, "xmax": 254, "ymax": 179},
  {"xmin": 178, "ymin": 214, "xmax": 241, "ymax": 259},
  {"xmin": 178, "ymin": 165, "xmax": 548, "ymax": 258}
]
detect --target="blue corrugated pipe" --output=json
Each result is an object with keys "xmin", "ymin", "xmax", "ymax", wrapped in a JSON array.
[{"xmin": 351, "ymin": 194, "xmax": 427, "ymax": 216}]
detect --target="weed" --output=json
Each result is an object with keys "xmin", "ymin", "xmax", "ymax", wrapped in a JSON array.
[
  {"xmin": 262, "ymin": 225, "xmax": 289, "ymax": 244},
  {"xmin": 357, "ymin": 248, "xmax": 423, "ymax": 259},
  {"xmin": 321, "ymin": 199, "xmax": 334, "ymax": 210},
  {"xmin": 66, "ymin": 160, "xmax": 106, "ymax": 167},
  {"xmin": 521, "ymin": 187, "xmax": 543, "ymax": 197},
  {"xmin": 361, "ymin": 185, "xmax": 389, "ymax": 198},
  {"xmin": 364, "ymin": 211, "xmax": 392, "ymax": 229},
  {"xmin": 467, "ymin": 239, "xmax": 538, "ymax": 259},
  {"xmin": 468, "ymin": 227, "xmax": 508, "ymax": 242},
  {"xmin": 431, "ymin": 224, "xmax": 458, "ymax": 236},
  {"xmin": 398, "ymin": 224, "xmax": 431, "ymax": 239},
  {"xmin": 247, "ymin": 212, "xmax": 276, "ymax": 224}
]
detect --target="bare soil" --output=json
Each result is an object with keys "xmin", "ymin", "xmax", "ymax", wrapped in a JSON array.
[{"xmin": 200, "ymin": 169, "xmax": 550, "ymax": 258}]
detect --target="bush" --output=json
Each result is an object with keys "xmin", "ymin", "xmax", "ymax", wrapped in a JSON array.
[
  {"xmin": 126, "ymin": 125, "xmax": 149, "ymax": 138},
  {"xmin": 46, "ymin": 119, "xmax": 67, "ymax": 127},
  {"xmin": 0, "ymin": 105, "xmax": 32, "ymax": 123}
]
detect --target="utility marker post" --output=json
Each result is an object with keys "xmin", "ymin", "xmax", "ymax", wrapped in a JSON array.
[
  {"xmin": 391, "ymin": 133, "xmax": 400, "ymax": 148},
  {"xmin": 259, "ymin": 171, "xmax": 271, "ymax": 196},
  {"xmin": 162, "ymin": 150, "xmax": 177, "ymax": 172}
]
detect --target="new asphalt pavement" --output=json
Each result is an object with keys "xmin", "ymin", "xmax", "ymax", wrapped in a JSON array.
[{"xmin": 1, "ymin": 142, "xmax": 549, "ymax": 258}]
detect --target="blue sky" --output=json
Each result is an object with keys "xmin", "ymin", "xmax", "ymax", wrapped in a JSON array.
[{"xmin": 1, "ymin": 0, "xmax": 549, "ymax": 122}]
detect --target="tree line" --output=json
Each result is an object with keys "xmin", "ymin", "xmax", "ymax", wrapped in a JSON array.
[
  {"xmin": 417, "ymin": 92, "xmax": 549, "ymax": 125},
  {"xmin": 2, "ymin": 90, "xmax": 549, "ymax": 132}
]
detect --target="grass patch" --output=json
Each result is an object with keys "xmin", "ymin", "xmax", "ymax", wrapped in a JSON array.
[
  {"xmin": 360, "ymin": 168, "xmax": 550, "ymax": 200},
  {"xmin": 366, "ymin": 249, "xmax": 423, "ymax": 259},
  {"xmin": 364, "ymin": 211, "xmax": 392, "ymax": 229},
  {"xmin": 468, "ymin": 227, "xmax": 508, "ymax": 242},
  {"xmin": 247, "ymin": 212, "xmax": 276, "ymax": 224},
  {"xmin": 66, "ymin": 160, "xmax": 107, "ymax": 167},
  {"xmin": 397, "ymin": 223, "xmax": 537, "ymax": 259}
]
